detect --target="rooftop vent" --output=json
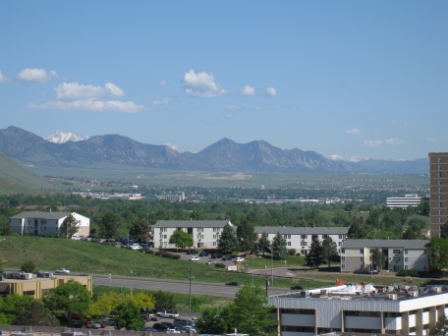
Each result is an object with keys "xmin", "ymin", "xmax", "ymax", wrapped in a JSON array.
[{"xmin": 388, "ymin": 294, "xmax": 398, "ymax": 300}]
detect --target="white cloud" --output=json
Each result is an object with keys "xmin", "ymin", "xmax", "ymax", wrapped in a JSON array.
[
  {"xmin": 426, "ymin": 137, "xmax": 436, "ymax": 143},
  {"xmin": 266, "ymin": 87, "xmax": 277, "ymax": 97},
  {"xmin": 242, "ymin": 85, "xmax": 255, "ymax": 96},
  {"xmin": 165, "ymin": 143, "xmax": 177, "ymax": 151},
  {"xmin": 363, "ymin": 140, "xmax": 382, "ymax": 148},
  {"xmin": 159, "ymin": 81, "xmax": 168, "ymax": 86},
  {"xmin": 17, "ymin": 68, "xmax": 58, "ymax": 82},
  {"xmin": 345, "ymin": 128, "xmax": 361, "ymax": 134},
  {"xmin": 227, "ymin": 105, "xmax": 242, "ymax": 111},
  {"xmin": 326, "ymin": 155, "xmax": 345, "ymax": 161},
  {"xmin": 182, "ymin": 70, "xmax": 226, "ymax": 97},
  {"xmin": 150, "ymin": 96, "xmax": 172, "ymax": 105},
  {"xmin": 30, "ymin": 99, "xmax": 145, "ymax": 113},
  {"xmin": 55, "ymin": 82, "xmax": 124, "ymax": 100},
  {"xmin": 385, "ymin": 138, "xmax": 404, "ymax": 145},
  {"xmin": 0, "ymin": 71, "xmax": 9, "ymax": 83}
]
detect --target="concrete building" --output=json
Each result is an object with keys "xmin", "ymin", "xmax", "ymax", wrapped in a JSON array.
[
  {"xmin": 0, "ymin": 274, "xmax": 92, "ymax": 299},
  {"xmin": 386, "ymin": 194, "xmax": 422, "ymax": 208},
  {"xmin": 429, "ymin": 152, "xmax": 448, "ymax": 237},
  {"xmin": 152, "ymin": 220, "xmax": 234, "ymax": 249},
  {"xmin": 269, "ymin": 283, "xmax": 448, "ymax": 336},
  {"xmin": 158, "ymin": 192, "xmax": 186, "ymax": 202},
  {"xmin": 254, "ymin": 226, "xmax": 349, "ymax": 255},
  {"xmin": 340, "ymin": 240, "xmax": 429, "ymax": 273},
  {"xmin": 9, "ymin": 211, "xmax": 90, "ymax": 237}
]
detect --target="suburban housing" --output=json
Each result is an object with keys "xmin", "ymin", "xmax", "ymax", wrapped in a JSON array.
[
  {"xmin": 340, "ymin": 239, "xmax": 429, "ymax": 273},
  {"xmin": 254, "ymin": 226, "xmax": 349, "ymax": 255},
  {"xmin": 269, "ymin": 283, "xmax": 448, "ymax": 336},
  {"xmin": 9, "ymin": 211, "xmax": 90, "ymax": 237},
  {"xmin": 152, "ymin": 220, "xmax": 234, "ymax": 249}
]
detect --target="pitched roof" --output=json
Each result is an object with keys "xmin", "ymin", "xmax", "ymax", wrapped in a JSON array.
[
  {"xmin": 342, "ymin": 239, "xmax": 430, "ymax": 249},
  {"xmin": 152, "ymin": 220, "xmax": 232, "ymax": 228},
  {"xmin": 254, "ymin": 226, "xmax": 349, "ymax": 235},
  {"xmin": 10, "ymin": 211, "xmax": 73, "ymax": 220}
]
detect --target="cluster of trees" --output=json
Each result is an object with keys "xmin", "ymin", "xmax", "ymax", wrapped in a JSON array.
[
  {"xmin": 305, "ymin": 237, "xmax": 339, "ymax": 268},
  {"xmin": 195, "ymin": 286, "xmax": 276, "ymax": 335}
]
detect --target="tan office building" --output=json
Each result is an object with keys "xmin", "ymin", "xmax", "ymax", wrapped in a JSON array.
[{"xmin": 429, "ymin": 152, "xmax": 448, "ymax": 237}]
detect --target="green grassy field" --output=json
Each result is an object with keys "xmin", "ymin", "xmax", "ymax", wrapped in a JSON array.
[{"xmin": 0, "ymin": 236, "xmax": 441, "ymax": 291}]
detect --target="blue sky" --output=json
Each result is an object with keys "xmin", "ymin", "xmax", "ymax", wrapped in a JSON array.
[{"xmin": 1, "ymin": 1, "xmax": 447, "ymax": 161}]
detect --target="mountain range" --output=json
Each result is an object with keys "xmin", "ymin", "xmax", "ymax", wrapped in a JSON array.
[{"xmin": 0, "ymin": 126, "xmax": 428, "ymax": 174}]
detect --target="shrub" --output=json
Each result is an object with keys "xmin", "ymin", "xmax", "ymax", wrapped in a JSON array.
[
  {"xmin": 214, "ymin": 263, "xmax": 226, "ymax": 268},
  {"xmin": 21, "ymin": 260, "xmax": 36, "ymax": 273},
  {"xmin": 288, "ymin": 248, "xmax": 296, "ymax": 256}
]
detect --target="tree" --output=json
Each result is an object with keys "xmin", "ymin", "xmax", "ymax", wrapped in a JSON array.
[
  {"xmin": 441, "ymin": 221, "xmax": 448, "ymax": 239},
  {"xmin": 98, "ymin": 212, "xmax": 121, "ymax": 239},
  {"xmin": 418, "ymin": 199, "xmax": 430, "ymax": 216},
  {"xmin": 430, "ymin": 237, "xmax": 448, "ymax": 271},
  {"xmin": 271, "ymin": 232, "xmax": 287, "ymax": 260},
  {"xmin": 129, "ymin": 219, "xmax": 150, "ymax": 244},
  {"xmin": 12, "ymin": 300, "xmax": 60, "ymax": 327},
  {"xmin": 306, "ymin": 239, "xmax": 324, "ymax": 268},
  {"xmin": 195, "ymin": 307, "xmax": 228, "ymax": 335},
  {"xmin": 152, "ymin": 290, "xmax": 176, "ymax": 310},
  {"xmin": 344, "ymin": 202, "xmax": 355, "ymax": 213},
  {"xmin": 257, "ymin": 231, "xmax": 270, "ymax": 256},
  {"xmin": 347, "ymin": 221, "xmax": 366, "ymax": 239},
  {"xmin": 432, "ymin": 314, "xmax": 448, "ymax": 336},
  {"xmin": 42, "ymin": 279, "xmax": 92, "ymax": 318},
  {"xmin": 229, "ymin": 286, "xmax": 276, "ymax": 335},
  {"xmin": 371, "ymin": 248, "xmax": 386, "ymax": 271},
  {"xmin": 322, "ymin": 237, "xmax": 338, "ymax": 268},
  {"xmin": 218, "ymin": 224, "xmax": 238, "ymax": 255},
  {"xmin": 88, "ymin": 291, "xmax": 123, "ymax": 317},
  {"xmin": 59, "ymin": 214, "xmax": 79, "ymax": 238},
  {"xmin": 114, "ymin": 301, "xmax": 145, "ymax": 331},
  {"xmin": 402, "ymin": 228, "xmax": 418, "ymax": 239},
  {"xmin": 169, "ymin": 230, "xmax": 193, "ymax": 250},
  {"xmin": 236, "ymin": 220, "xmax": 257, "ymax": 252},
  {"xmin": 21, "ymin": 260, "xmax": 36, "ymax": 273}
]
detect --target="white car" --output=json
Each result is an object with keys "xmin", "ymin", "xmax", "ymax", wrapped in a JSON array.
[
  {"xmin": 234, "ymin": 257, "xmax": 245, "ymax": 262},
  {"xmin": 129, "ymin": 243, "xmax": 142, "ymax": 250},
  {"xmin": 189, "ymin": 256, "xmax": 200, "ymax": 261},
  {"xmin": 55, "ymin": 268, "xmax": 70, "ymax": 274}
]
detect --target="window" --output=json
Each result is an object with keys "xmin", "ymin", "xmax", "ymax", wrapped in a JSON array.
[
  {"xmin": 393, "ymin": 249, "xmax": 401, "ymax": 254},
  {"xmin": 213, "ymin": 242, "xmax": 217, "ymax": 246},
  {"xmin": 322, "ymin": 234, "xmax": 328, "ymax": 239},
  {"xmin": 341, "ymin": 248, "xmax": 345, "ymax": 253},
  {"xmin": 287, "ymin": 242, "xmax": 291, "ymax": 246},
  {"xmin": 301, "ymin": 242, "xmax": 307, "ymax": 246},
  {"xmin": 405, "ymin": 250, "xmax": 408, "ymax": 254},
  {"xmin": 341, "ymin": 264, "xmax": 345, "ymax": 269},
  {"xmin": 301, "ymin": 235, "xmax": 307, "ymax": 239},
  {"xmin": 341, "ymin": 257, "xmax": 345, "ymax": 262},
  {"xmin": 405, "ymin": 257, "xmax": 408, "ymax": 262},
  {"xmin": 339, "ymin": 234, "xmax": 344, "ymax": 239},
  {"xmin": 404, "ymin": 265, "xmax": 408, "ymax": 270},
  {"xmin": 197, "ymin": 228, "xmax": 204, "ymax": 232},
  {"xmin": 163, "ymin": 235, "xmax": 167, "ymax": 239},
  {"xmin": 213, "ymin": 235, "xmax": 217, "ymax": 239},
  {"xmin": 360, "ymin": 249, "xmax": 364, "ymax": 254}
]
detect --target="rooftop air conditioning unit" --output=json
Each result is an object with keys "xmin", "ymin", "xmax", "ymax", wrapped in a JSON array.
[
  {"xmin": 433, "ymin": 287, "xmax": 442, "ymax": 293},
  {"xmin": 388, "ymin": 294, "xmax": 398, "ymax": 300}
]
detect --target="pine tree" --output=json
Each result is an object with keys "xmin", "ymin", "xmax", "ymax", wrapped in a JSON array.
[
  {"xmin": 258, "ymin": 231, "xmax": 270, "ymax": 255},
  {"xmin": 271, "ymin": 232, "xmax": 287, "ymax": 259},
  {"xmin": 218, "ymin": 224, "xmax": 238, "ymax": 255},
  {"xmin": 322, "ymin": 237, "xmax": 338, "ymax": 268},
  {"xmin": 306, "ymin": 239, "xmax": 324, "ymax": 268}
]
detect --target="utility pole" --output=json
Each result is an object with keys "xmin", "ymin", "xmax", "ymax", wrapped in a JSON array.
[{"xmin": 188, "ymin": 269, "xmax": 194, "ymax": 311}]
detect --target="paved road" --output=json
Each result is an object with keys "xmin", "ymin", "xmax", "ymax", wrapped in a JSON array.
[{"xmin": 91, "ymin": 274, "xmax": 290, "ymax": 297}]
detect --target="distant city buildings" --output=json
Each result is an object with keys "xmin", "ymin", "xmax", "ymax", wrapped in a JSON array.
[
  {"xmin": 386, "ymin": 194, "xmax": 422, "ymax": 208},
  {"xmin": 72, "ymin": 191, "xmax": 145, "ymax": 200},
  {"xmin": 158, "ymin": 192, "xmax": 186, "ymax": 202}
]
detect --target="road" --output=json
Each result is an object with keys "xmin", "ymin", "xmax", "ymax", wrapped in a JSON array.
[{"xmin": 91, "ymin": 273, "xmax": 290, "ymax": 297}]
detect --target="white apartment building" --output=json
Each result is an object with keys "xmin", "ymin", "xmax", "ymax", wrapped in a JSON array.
[
  {"xmin": 152, "ymin": 220, "xmax": 234, "ymax": 249},
  {"xmin": 386, "ymin": 194, "xmax": 422, "ymax": 208},
  {"xmin": 269, "ymin": 283, "xmax": 448, "ymax": 336},
  {"xmin": 9, "ymin": 211, "xmax": 90, "ymax": 237},
  {"xmin": 254, "ymin": 226, "xmax": 348, "ymax": 255},
  {"xmin": 340, "ymin": 240, "xmax": 429, "ymax": 273}
]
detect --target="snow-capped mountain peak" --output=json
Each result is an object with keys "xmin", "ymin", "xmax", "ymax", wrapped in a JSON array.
[{"xmin": 45, "ymin": 131, "xmax": 89, "ymax": 143}]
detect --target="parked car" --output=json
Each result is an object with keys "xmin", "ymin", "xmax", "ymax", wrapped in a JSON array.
[
  {"xmin": 129, "ymin": 243, "xmax": 142, "ymax": 250},
  {"xmin": 222, "ymin": 255, "xmax": 232, "ymax": 261},
  {"xmin": 207, "ymin": 259, "xmax": 217, "ymax": 265},
  {"xmin": 199, "ymin": 251, "xmax": 209, "ymax": 257},
  {"xmin": 55, "ymin": 268, "xmax": 70, "ymax": 274},
  {"xmin": 234, "ymin": 257, "xmax": 245, "ymax": 262},
  {"xmin": 186, "ymin": 249, "xmax": 198, "ymax": 255},
  {"xmin": 225, "ymin": 282, "xmax": 240, "ymax": 286},
  {"xmin": 142, "ymin": 327, "xmax": 158, "ymax": 332},
  {"xmin": 189, "ymin": 256, "xmax": 200, "ymax": 261},
  {"xmin": 153, "ymin": 323, "xmax": 169, "ymax": 332},
  {"xmin": 156, "ymin": 310, "xmax": 180, "ymax": 318},
  {"xmin": 290, "ymin": 285, "xmax": 303, "ymax": 290}
]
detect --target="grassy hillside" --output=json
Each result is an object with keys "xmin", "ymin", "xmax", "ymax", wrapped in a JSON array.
[
  {"xmin": 0, "ymin": 236, "xmax": 304, "ymax": 288},
  {"xmin": 0, "ymin": 153, "xmax": 52, "ymax": 194}
]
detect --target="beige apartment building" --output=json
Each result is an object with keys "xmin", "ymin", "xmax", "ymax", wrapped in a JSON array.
[
  {"xmin": 0, "ymin": 275, "xmax": 92, "ymax": 299},
  {"xmin": 429, "ymin": 152, "xmax": 448, "ymax": 237}
]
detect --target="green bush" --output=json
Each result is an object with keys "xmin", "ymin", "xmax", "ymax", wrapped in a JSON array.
[
  {"xmin": 21, "ymin": 260, "xmax": 36, "ymax": 273},
  {"xmin": 214, "ymin": 263, "xmax": 226, "ymax": 268},
  {"xmin": 288, "ymin": 248, "xmax": 296, "ymax": 256}
]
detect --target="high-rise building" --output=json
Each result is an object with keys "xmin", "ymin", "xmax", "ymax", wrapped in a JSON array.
[{"xmin": 429, "ymin": 152, "xmax": 448, "ymax": 237}]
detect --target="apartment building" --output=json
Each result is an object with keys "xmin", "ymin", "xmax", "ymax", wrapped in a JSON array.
[
  {"xmin": 340, "ymin": 240, "xmax": 429, "ymax": 273},
  {"xmin": 9, "ymin": 211, "xmax": 90, "ymax": 237},
  {"xmin": 429, "ymin": 152, "xmax": 448, "ymax": 237},
  {"xmin": 254, "ymin": 226, "xmax": 348, "ymax": 255},
  {"xmin": 152, "ymin": 220, "xmax": 234, "ymax": 249},
  {"xmin": 269, "ymin": 283, "xmax": 448, "ymax": 336}
]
